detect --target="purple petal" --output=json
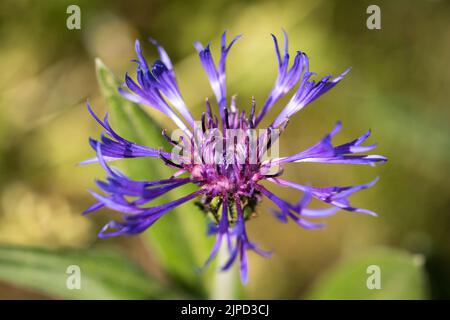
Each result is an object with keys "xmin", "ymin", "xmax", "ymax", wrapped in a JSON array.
[
  {"xmin": 268, "ymin": 177, "xmax": 379, "ymax": 216},
  {"xmin": 278, "ymin": 122, "xmax": 387, "ymax": 166},
  {"xmin": 82, "ymin": 103, "xmax": 169, "ymax": 164},
  {"xmin": 256, "ymin": 32, "xmax": 310, "ymax": 125},
  {"xmin": 195, "ymin": 32, "xmax": 240, "ymax": 122},
  {"xmin": 272, "ymin": 68, "xmax": 350, "ymax": 127}
]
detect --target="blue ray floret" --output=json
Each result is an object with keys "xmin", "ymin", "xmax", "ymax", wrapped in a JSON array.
[{"xmin": 84, "ymin": 31, "xmax": 387, "ymax": 283}]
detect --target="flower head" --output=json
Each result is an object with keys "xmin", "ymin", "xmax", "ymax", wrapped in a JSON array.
[{"xmin": 84, "ymin": 31, "xmax": 387, "ymax": 283}]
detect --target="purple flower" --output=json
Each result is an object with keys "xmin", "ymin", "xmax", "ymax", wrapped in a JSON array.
[{"xmin": 84, "ymin": 31, "xmax": 387, "ymax": 283}]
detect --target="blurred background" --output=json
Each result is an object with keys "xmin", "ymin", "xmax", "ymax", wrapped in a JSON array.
[{"xmin": 0, "ymin": 0, "xmax": 449, "ymax": 299}]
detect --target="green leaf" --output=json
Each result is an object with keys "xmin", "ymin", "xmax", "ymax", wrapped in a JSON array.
[
  {"xmin": 307, "ymin": 247, "xmax": 429, "ymax": 300},
  {"xmin": 0, "ymin": 245, "xmax": 177, "ymax": 299},
  {"xmin": 95, "ymin": 59, "xmax": 212, "ymax": 296}
]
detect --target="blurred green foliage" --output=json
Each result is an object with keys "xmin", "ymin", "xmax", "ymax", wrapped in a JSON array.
[
  {"xmin": 0, "ymin": 245, "xmax": 182, "ymax": 299},
  {"xmin": 308, "ymin": 248, "xmax": 428, "ymax": 299},
  {"xmin": 0, "ymin": 0, "xmax": 449, "ymax": 299}
]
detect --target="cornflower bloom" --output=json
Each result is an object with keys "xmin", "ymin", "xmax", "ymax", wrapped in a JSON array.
[{"xmin": 84, "ymin": 31, "xmax": 386, "ymax": 283}]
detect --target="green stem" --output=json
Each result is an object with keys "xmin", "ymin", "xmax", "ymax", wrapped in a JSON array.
[{"xmin": 210, "ymin": 242, "xmax": 238, "ymax": 300}]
